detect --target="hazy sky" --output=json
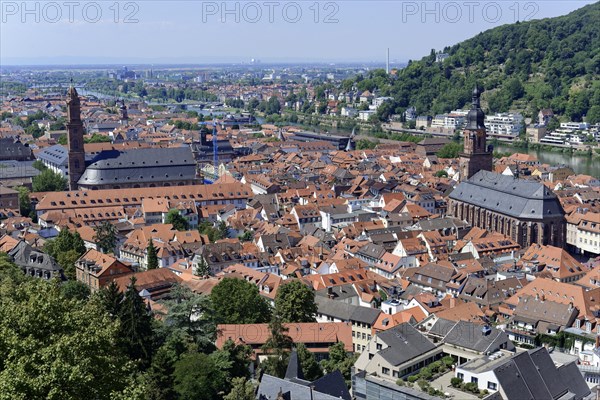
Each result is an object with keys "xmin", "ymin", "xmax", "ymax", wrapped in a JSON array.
[{"xmin": 0, "ymin": 1, "xmax": 595, "ymax": 65}]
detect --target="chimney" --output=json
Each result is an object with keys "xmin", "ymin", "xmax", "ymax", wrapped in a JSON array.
[
  {"xmin": 327, "ymin": 286, "xmax": 334, "ymax": 299},
  {"xmin": 450, "ymin": 297, "xmax": 456, "ymax": 308}
]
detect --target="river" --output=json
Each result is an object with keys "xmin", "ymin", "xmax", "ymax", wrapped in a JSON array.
[
  {"xmin": 75, "ymin": 90, "xmax": 599, "ymax": 177},
  {"xmin": 494, "ymin": 144, "xmax": 599, "ymax": 177}
]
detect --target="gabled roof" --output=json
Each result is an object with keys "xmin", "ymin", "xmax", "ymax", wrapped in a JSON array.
[
  {"xmin": 449, "ymin": 171, "xmax": 564, "ymax": 220},
  {"xmin": 376, "ymin": 323, "xmax": 437, "ymax": 366}
]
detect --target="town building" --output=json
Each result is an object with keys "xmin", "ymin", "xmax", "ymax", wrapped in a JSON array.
[{"xmin": 449, "ymin": 171, "xmax": 566, "ymax": 247}]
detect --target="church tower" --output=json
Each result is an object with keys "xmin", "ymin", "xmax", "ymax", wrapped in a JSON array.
[
  {"xmin": 459, "ymin": 87, "xmax": 493, "ymax": 180},
  {"xmin": 66, "ymin": 84, "xmax": 86, "ymax": 190},
  {"xmin": 119, "ymin": 99, "xmax": 128, "ymax": 123}
]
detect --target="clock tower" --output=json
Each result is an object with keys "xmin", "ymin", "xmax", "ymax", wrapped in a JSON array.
[{"xmin": 459, "ymin": 87, "xmax": 493, "ymax": 180}]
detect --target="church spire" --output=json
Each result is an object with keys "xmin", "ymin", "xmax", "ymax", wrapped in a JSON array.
[{"xmin": 459, "ymin": 86, "xmax": 492, "ymax": 180}]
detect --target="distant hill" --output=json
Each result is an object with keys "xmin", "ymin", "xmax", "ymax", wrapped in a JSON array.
[{"xmin": 345, "ymin": 2, "xmax": 600, "ymax": 123}]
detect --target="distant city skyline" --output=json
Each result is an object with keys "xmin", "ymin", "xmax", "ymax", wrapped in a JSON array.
[{"xmin": 1, "ymin": 1, "xmax": 595, "ymax": 66}]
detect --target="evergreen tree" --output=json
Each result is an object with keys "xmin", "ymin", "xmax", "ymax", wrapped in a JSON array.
[
  {"xmin": 147, "ymin": 240, "xmax": 159, "ymax": 270},
  {"xmin": 99, "ymin": 280, "xmax": 124, "ymax": 319},
  {"xmin": 296, "ymin": 343, "xmax": 323, "ymax": 381},
  {"xmin": 210, "ymin": 339, "xmax": 253, "ymax": 380},
  {"xmin": 223, "ymin": 378, "xmax": 255, "ymax": 400},
  {"xmin": 195, "ymin": 257, "xmax": 210, "ymax": 277},
  {"xmin": 173, "ymin": 352, "xmax": 228, "ymax": 400},
  {"xmin": 320, "ymin": 341, "xmax": 358, "ymax": 387},
  {"xmin": 16, "ymin": 186, "xmax": 31, "ymax": 217},
  {"xmin": 94, "ymin": 221, "xmax": 117, "ymax": 254},
  {"xmin": 118, "ymin": 277, "xmax": 154, "ymax": 367},
  {"xmin": 261, "ymin": 316, "xmax": 293, "ymax": 378}
]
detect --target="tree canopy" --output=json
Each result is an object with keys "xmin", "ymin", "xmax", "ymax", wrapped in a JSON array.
[
  {"xmin": 165, "ymin": 209, "xmax": 189, "ymax": 231},
  {"xmin": 211, "ymin": 278, "xmax": 272, "ymax": 325},
  {"xmin": 274, "ymin": 280, "xmax": 318, "ymax": 323},
  {"xmin": 32, "ymin": 169, "xmax": 67, "ymax": 192}
]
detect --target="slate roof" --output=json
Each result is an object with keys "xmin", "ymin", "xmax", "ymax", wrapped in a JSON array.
[
  {"xmin": 377, "ymin": 323, "xmax": 437, "ymax": 366},
  {"xmin": 449, "ymin": 170, "xmax": 564, "ymax": 220},
  {"xmin": 315, "ymin": 296, "xmax": 381, "ymax": 324},
  {"xmin": 257, "ymin": 374, "xmax": 342, "ymax": 400},
  {"xmin": 8, "ymin": 240, "xmax": 64, "ymax": 278},
  {"xmin": 79, "ymin": 146, "xmax": 197, "ymax": 185},
  {"xmin": 557, "ymin": 362, "xmax": 592, "ymax": 399},
  {"xmin": 36, "ymin": 144, "xmax": 69, "ymax": 166},
  {"xmin": 432, "ymin": 319, "xmax": 515, "ymax": 353},
  {"xmin": 312, "ymin": 370, "xmax": 351, "ymax": 400},
  {"xmin": 0, "ymin": 138, "xmax": 33, "ymax": 161},
  {"xmin": 0, "ymin": 161, "xmax": 40, "ymax": 179},
  {"xmin": 492, "ymin": 347, "xmax": 590, "ymax": 400}
]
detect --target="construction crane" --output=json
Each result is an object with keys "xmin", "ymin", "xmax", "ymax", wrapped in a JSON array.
[{"xmin": 198, "ymin": 118, "xmax": 240, "ymax": 178}]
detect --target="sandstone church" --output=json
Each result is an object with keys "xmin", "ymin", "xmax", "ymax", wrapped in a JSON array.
[{"xmin": 448, "ymin": 88, "xmax": 565, "ymax": 247}]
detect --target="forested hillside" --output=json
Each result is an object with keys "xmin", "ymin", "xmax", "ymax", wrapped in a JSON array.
[{"xmin": 342, "ymin": 1, "xmax": 600, "ymax": 123}]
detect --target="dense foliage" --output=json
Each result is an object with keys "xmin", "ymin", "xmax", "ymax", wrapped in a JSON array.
[
  {"xmin": 211, "ymin": 278, "xmax": 272, "ymax": 324},
  {"xmin": 340, "ymin": 2, "xmax": 600, "ymax": 120},
  {"xmin": 274, "ymin": 280, "xmax": 318, "ymax": 323}
]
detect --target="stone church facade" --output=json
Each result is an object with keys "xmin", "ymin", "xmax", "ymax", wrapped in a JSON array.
[{"xmin": 449, "ymin": 87, "xmax": 565, "ymax": 248}]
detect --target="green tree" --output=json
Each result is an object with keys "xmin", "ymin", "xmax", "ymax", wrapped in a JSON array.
[
  {"xmin": 32, "ymin": 160, "xmax": 48, "ymax": 171},
  {"xmin": 223, "ymin": 377, "xmax": 255, "ymax": 400},
  {"xmin": 211, "ymin": 339, "xmax": 253, "ymax": 380},
  {"xmin": 211, "ymin": 278, "xmax": 272, "ymax": 325},
  {"xmin": 44, "ymin": 228, "xmax": 86, "ymax": 280},
  {"xmin": 98, "ymin": 280, "xmax": 124, "ymax": 319},
  {"xmin": 0, "ymin": 280, "xmax": 131, "ymax": 399},
  {"xmin": 587, "ymin": 105, "xmax": 600, "ymax": 125},
  {"xmin": 60, "ymin": 279, "xmax": 90, "ymax": 301},
  {"xmin": 260, "ymin": 316, "xmax": 293, "ymax": 378},
  {"xmin": 147, "ymin": 240, "xmax": 159, "ymax": 270},
  {"xmin": 195, "ymin": 257, "xmax": 210, "ymax": 277},
  {"xmin": 16, "ymin": 186, "xmax": 31, "ymax": 217},
  {"xmin": 0, "ymin": 252, "xmax": 26, "ymax": 284},
  {"xmin": 217, "ymin": 220, "xmax": 228, "ymax": 239},
  {"xmin": 160, "ymin": 284, "xmax": 216, "ymax": 350},
  {"xmin": 274, "ymin": 280, "xmax": 317, "ymax": 323},
  {"xmin": 239, "ymin": 230, "xmax": 253, "ymax": 242},
  {"xmin": 142, "ymin": 332, "xmax": 192, "ymax": 400},
  {"xmin": 296, "ymin": 343, "xmax": 324, "ymax": 381},
  {"xmin": 173, "ymin": 352, "xmax": 228, "ymax": 400},
  {"xmin": 198, "ymin": 220, "xmax": 226, "ymax": 242},
  {"xmin": 436, "ymin": 142, "xmax": 462, "ymax": 158},
  {"xmin": 118, "ymin": 276, "xmax": 154, "ymax": 368},
  {"xmin": 435, "ymin": 170, "xmax": 449, "ymax": 178},
  {"xmin": 93, "ymin": 221, "xmax": 117, "ymax": 254},
  {"xmin": 320, "ymin": 342, "xmax": 357, "ymax": 387},
  {"xmin": 32, "ymin": 169, "xmax": 67, "ymax": 192},
  {"xmin": 165, "ymin": 209, "xmax": 189, "ymax": 231}
]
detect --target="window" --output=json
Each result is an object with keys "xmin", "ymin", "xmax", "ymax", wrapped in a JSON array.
[
  {"xmin": 376, "ymin": 343, "xmax": 382, "ymax": 350},
  {"xmin": 382, "ymin": 367, "xmax": 390, "ymax": 375},
  {"xmin": 471, "ymin": 377, "xmax": 478, "ymax": 384},
  {"xmin": 457, "ymin": 373, "xmax": 464, "ymax": 380},
  {"xmin": 487, "ymin": 382, "xmax": 497, "ymax": 390}
]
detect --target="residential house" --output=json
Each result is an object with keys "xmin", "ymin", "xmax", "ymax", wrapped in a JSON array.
[{"xmin": 76, "ymin": 248, "xmax": 134, "ymax": 292}]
